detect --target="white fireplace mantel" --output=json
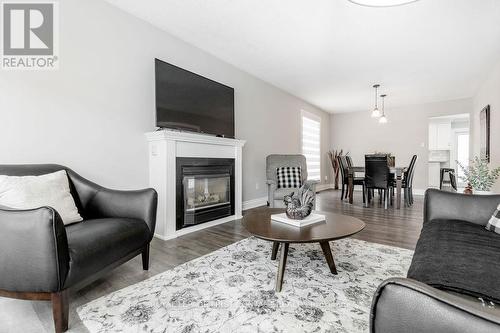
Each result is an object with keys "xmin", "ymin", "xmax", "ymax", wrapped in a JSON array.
[{"xmin": 145, "ymin": 129, "xmax": 246, "ymax": 240}]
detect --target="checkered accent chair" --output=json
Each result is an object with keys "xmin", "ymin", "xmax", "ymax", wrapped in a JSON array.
[{"xmin": 266, "ymin": 154, "xmax": 318, "ymax": 208}]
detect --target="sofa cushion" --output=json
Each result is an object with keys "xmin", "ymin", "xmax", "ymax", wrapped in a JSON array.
[
  {"xmin": 408, "ymin": 219, "xmax": 500, "ymax": 303},
  {"xmin": 0, "ymin": 170, "xmax": 82, "ymax": 224},
  {"xmin": 63, "ymin": 218, "xmax": 150, "ymax": 288},
  {"xmin": 276, "ymin": 166, "xmax": 302, "ymax": 189},
  {"xmin": 486, "ymin": 203, "xmax": 500, "ymax": 234}
]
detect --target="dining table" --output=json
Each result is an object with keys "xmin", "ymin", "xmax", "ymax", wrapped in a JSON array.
[{"xmin": 347, "ymin": 166, "xmax": 407, "ymax": 209}]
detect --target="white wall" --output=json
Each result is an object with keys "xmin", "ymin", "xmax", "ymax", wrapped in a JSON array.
[
  {"xmin": 0, "ymin": 0, "xmax": 331, "ymax": 202},
  {"xmin": 330, "ymin": 98, "xmax": 473, "ymax": 191},
  {"xmin": 473, "ymin": 58, "xmax": 500, "ymax": 193}
]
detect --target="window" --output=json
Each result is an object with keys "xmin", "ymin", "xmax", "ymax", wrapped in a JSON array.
[{"xmin": 301, "ymin": 111, "xmax": 321, "ymax": 181}]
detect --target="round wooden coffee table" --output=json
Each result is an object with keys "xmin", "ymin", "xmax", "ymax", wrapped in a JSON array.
[{"xmin": 242, "ymin": 208, "xmax": 365, "ymax": 292}]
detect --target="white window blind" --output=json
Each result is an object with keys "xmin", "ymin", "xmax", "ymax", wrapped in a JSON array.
[{"xmin": 301, "ymin": 112, "xmax": 321, "ymax": 181}]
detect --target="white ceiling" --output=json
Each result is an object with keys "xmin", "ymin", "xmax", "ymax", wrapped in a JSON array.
[{"xmin": 104, "ymin": 0, "xmax": 500, "ymax": 113}]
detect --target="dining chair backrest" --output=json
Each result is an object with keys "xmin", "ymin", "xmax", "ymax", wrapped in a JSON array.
[
  {"xmin": 388, "ymin": 156, "xmax": 395, "ymax": 167},
  {"xmin": 405, "ymin": 155, "xmax": 418, "ymax": 188},
  {"xmin": 346, "ymin": 155, "xmax": 353, "ymax": 168},
  {"xmin": 337, "ymin": 155, "xmax": 348, "ymax": 183},
  {"xmin": 364, "ymin": 154, "xmax": 390, "ymax": 189}
]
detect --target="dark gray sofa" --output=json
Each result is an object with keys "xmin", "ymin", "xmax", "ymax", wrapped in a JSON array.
[
  {"xmin": 0, "ymin": 164, "xmax": 157, "ymax": 333},
  {"xmin": 370, "ymin": 189, "xmax": 500, "ymax": 333}
]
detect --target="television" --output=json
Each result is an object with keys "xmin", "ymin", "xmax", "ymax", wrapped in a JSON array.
[{"xmin": 155, "ymin": 58, "xmax": 235, "ymax": 138}]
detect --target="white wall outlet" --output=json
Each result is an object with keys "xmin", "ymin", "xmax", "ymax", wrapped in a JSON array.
[
  {"xmin": 420, "ymin": 142, "xmax": 425, "ymax": 148},
  {"xmin": 324, "ymin": 175, "xmax": 328, "ymax": 181},
  {"xmin": 255, "ymin": 182, "xmax": 260, "ymax": 190}
]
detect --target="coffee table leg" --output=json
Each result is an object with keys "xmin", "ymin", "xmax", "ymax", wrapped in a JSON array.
[
  {"xmin": 276, "ymin": 242, "xmax": 289, "ymax": 292},
  {"xmin": 271, "ymin": 241, "xmax": 280, "ymax": 260},
  {"xmin": 320, "ymin": 241, "xmax": 338, "ymax": 275}
]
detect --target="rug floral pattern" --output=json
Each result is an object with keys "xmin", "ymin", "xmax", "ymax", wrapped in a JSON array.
[{"xmin": 77, "ymin": 237, "xmax": 413, "ymax": 333}]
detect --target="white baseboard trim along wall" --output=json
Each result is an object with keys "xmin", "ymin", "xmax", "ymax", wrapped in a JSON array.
[
  {"xmin": 242, "ymin": 197, "xmax": 268, "ymax": 211},
  {"xmin": 242, "ymin": 184, "xmax": 337, "ymax": 211}
]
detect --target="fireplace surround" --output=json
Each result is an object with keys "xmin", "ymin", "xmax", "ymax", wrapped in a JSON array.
[{"xmin": 146, "ymin": 129, "xmax": 245, "ymax": 239}]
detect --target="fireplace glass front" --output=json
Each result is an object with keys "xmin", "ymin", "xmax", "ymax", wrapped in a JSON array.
[
  {"xmin": 183, "ymin": 174, "xmax": 230, "ymax": 214},
  {"xmin": 176, "ymin": 158, "xmax": 235, "ymax": 230}
]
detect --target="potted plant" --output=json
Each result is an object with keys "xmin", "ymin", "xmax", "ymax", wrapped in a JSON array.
[{"xmin": 456, "ymin": 156, "xmax": 500, "ymax": 194}]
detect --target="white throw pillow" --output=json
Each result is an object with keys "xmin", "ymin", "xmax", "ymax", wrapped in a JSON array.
[{"xmin": 0, "ymin": 170, "xmax": 83, "ymax": 225}]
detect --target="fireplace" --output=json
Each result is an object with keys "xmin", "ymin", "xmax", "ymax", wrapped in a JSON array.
[{"xmin": 176, "ymin": 157, "xmax": 235, "ymax": 230}]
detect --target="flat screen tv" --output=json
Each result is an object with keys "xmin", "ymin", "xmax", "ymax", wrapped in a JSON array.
[{"xmin": 155, "ymin": 58, "xmax": 235, "ymax": 138}]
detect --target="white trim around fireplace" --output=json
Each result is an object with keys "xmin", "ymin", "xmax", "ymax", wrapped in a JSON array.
[{"xmin": 146, "ymin": 129, "xmax": 246, "ymax": 240}]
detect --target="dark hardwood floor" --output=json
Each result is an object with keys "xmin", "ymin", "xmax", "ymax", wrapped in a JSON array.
[{"xmin": 0, "ymin": 189, "xmax": 424, "ymax": 332}]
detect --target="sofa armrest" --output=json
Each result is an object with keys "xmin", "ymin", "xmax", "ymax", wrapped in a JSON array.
[
  {"xmin": 65, "ymin": 170, "xmax": 158, "ymax": 237},
  {"xmin": 370, "ymin": 278, "xmax": 500, "ymax": 333},
  {"xmin": 424, "ymin": 189, "xmax": 500, "ymax": 226},
  {"xmin": 0, "ymin": 206, "xmax": 69, "ymax": 293},
  {"xmin": 266, "ymin": 180, "xmax": 277, "ymax": 207},
  {"xmin": 304, "ymin": 179, "xmax": 319, "ymax": 191},
  {"xmin": 85, "ymin": 187, "xmax": 158, "ymax": 237}
]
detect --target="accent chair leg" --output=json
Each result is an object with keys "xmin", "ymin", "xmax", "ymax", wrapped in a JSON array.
[
  {"xmin": 51, "ymin": 290, "xmax": 69, "ymax": 333},
  {"xmin": 142, "ymin": 244, "xmax": 150, "ymax": 270}
]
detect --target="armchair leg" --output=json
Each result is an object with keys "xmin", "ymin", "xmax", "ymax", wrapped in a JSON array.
[
  {"xmin": 51, "ymin": 290, "xmax": 69, "ymax": 333},
  {"xmin": 142, "ymin": 244, "xmax": 150, "ymax": 270}
]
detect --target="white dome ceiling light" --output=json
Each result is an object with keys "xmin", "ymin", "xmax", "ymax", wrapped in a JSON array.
[{"xmin": 348, "ymin": 0, "xmax": 420, "ymax": 7}]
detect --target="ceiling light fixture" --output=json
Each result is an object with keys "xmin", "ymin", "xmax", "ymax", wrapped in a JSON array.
[
  {"xmin": 371, "ymin": 84, "xmax": 381, "ymax": 118},
  {"xmin": 379, "ymin": 94, "xmax": 388, "ymax": 124},
  {"xmin": 348, "ymin": 0, "xmax": 419, "ymax": 7}
]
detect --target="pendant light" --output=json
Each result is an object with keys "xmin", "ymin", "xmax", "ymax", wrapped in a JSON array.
[
  {"xmin": 371, "ymin": 84, "xmax": 381, "ymax": 118},
  {"xmin": 379, "ymin": 94, "xmax": 388, "ymax": 124}
]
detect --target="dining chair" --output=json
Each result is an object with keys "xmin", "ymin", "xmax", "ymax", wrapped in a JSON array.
[
  {"xmin": 346, "ymin": 155, "xmax": 353, "ymax": 168},
  {"xmin": 400, "ymin": 155, "xmax": 418, "ymax": 206},
  {"xmin": 338, "ymin": 155, "xmax": 364, "ymax": 201},
  {"xmin": 364, "ymin": 154, "xmax": 391, "ymax": 209}
]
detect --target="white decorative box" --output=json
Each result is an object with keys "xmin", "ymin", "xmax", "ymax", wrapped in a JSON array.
[{"xmin": 271, "ymin": 212, "xmax": 326, "ymax": 227}]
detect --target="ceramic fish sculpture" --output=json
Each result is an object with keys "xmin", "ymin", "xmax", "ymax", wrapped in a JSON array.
[{"xmin": 283, "ymin": 184, "xmax": 315, "ymax": 220}]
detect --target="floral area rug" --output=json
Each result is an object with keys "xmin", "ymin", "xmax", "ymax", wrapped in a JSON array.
[{"xmin": 77, "ymin": 237, "xmax": 413, "ymax": 333}]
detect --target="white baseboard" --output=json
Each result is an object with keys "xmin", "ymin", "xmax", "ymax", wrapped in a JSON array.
[
  {"xmin": 412, "ymin": 189, "xmax": 425, "ymax": 196},
  {"xmin": 316, "ymin": 183, "xmax": 334, "ymax": 192},
  {"xmin": 154, "ymin": 214, "xmax": 241, "ymax": 241},
  {"xmin": 242, "ymin": 196, "xmax": 267, "ymax": 211},
  {"xmin": 242, "ymin": 184, "xmax": 334, "ymax": 211}
]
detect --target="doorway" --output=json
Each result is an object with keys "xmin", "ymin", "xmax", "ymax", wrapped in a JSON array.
[{"xmin": 428, "ymin": 114, "xmax": 470, "ymax": 189}]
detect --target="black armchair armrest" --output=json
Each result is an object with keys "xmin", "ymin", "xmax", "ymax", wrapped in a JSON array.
[
  {"xmin": 424, "ymin": 189, "xmax": 500, "ymax": 226},
  {"xmin": 86, "ymin": 188, "xmax": 158, "ymax": 235},
  {"xmin": 370, "ymin": 278, "xmax": 500, "ymax": 333},
  {"xmin": 0, "ymin": 206, "xmax": 69, "ymax": 293},
  {"xmin": 67, "ymin": 170, "xmax": 158, "ymax": 237}
]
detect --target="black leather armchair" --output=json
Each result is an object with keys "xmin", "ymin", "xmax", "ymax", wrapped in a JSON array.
[
  {"xmin": 0, "ymin": 164, "xmax": 157, "ymax": 333},
  {"xmin": 370, "ymin": 189, "xmax": 500, "ymax": 332}
]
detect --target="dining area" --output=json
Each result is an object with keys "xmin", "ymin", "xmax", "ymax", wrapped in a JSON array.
[{"xmin": 337, "ymin": 153, "xmax": 417, "ymax": 209}]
